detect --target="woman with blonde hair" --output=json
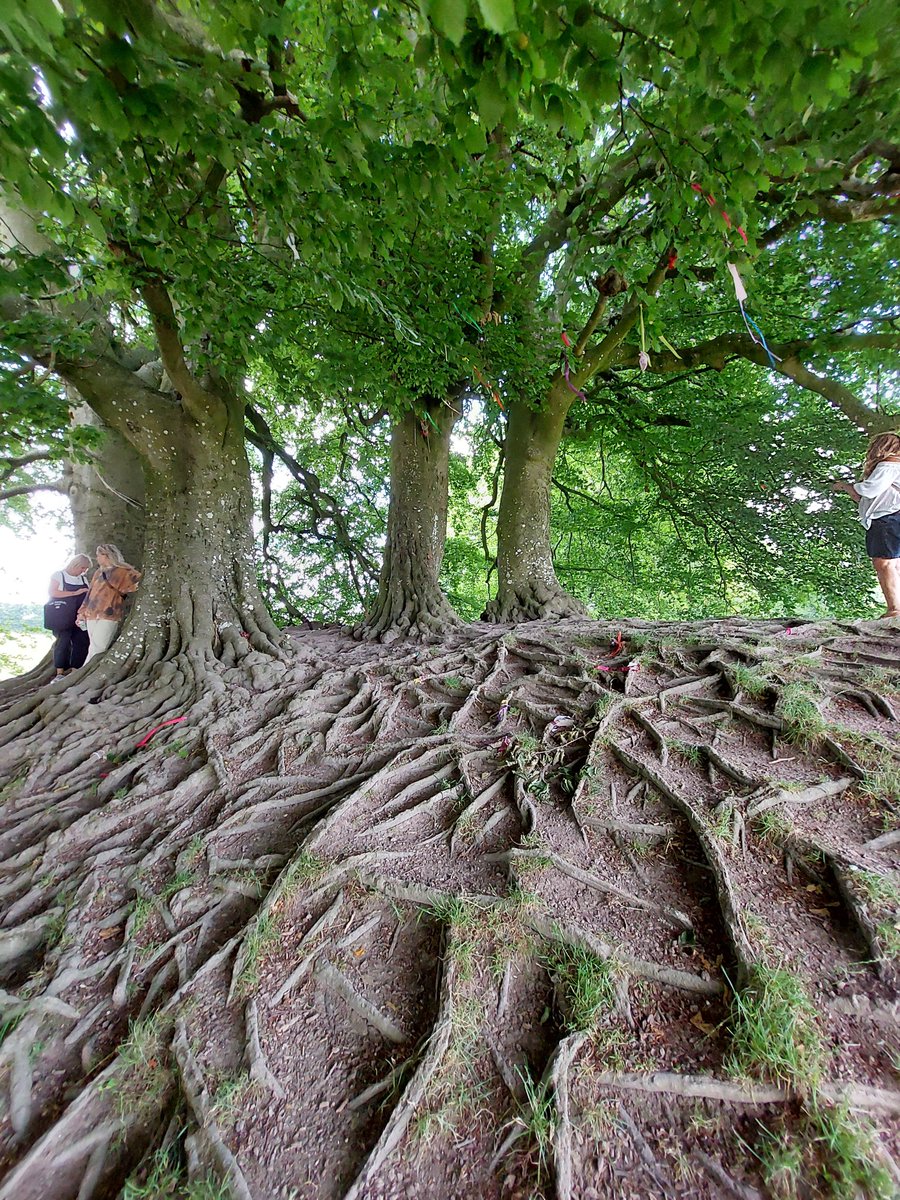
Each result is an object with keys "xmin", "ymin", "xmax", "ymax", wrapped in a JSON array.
[
  {"xmin": 832, "ymin": 432, "xmax": 900, "ymax": 618},
  {"xmin": 45, "ymin": 553, "xmax": 92, "ymax": 676},
  {"xmin": 76, "ymin": 543, "xmax": 142, "ymax": 662}
]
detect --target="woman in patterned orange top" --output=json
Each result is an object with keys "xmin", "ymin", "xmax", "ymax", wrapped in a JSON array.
[{"xmin": 77, "ymin": 543, "xmax": 142, "ymax": 663}]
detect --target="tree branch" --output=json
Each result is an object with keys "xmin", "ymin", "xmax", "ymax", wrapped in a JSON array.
[
  {"xmin": 244, "ymin": 404, "xmax": 378, "ymax": 577},
  {"xmin": 0, "ymin": 480, "xmax": 67, "ymax": 503},
  {"xmin": 0, "ymin": 452, "xmax": 58, "ymax": 486},
  {"xmin": 615, "ymin": 330, "xmax": 900, "ymax": 434},
  {"xmin": 137, "ymin": 277, "xmax": 216, "ymax": 423},
  {"xmin": 516, "ymin": 143, "xmax": 654, "ymax": 290}
]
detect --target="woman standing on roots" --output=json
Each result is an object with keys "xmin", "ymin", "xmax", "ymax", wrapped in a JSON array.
[
  {"xmin": 76, "ymin": 543, "xmax": 142, "ymax": 663},
  {"xmin": 832, "ymin": 432, "xmax": 900, "ymax": 618},
  {"xmin": 45, "ymin": 554, "xmax": 91, "ymax": 677}
]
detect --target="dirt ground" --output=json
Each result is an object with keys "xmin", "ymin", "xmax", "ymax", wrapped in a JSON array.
[{"xmin": 0, "ymin": 617, "xmax": 898, "ymax": 1199}]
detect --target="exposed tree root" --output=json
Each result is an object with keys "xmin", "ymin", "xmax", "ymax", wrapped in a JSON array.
[
  {"xmin": 0, "ymin": 618, "xmax": 897, "ymax": 1199},
  {"xmin": 592, "ymin": 1069, "xmax": 900, "ymax": 1114}
]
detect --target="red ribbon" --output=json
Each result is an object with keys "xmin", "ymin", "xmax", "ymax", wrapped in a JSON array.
[
  {"xmin": 691, "ymin": 184, "xmax": 749, "ymax": 245},
  {"xmin": 135, "ymin": 716, "xmax": 185, "ymax": 750}
]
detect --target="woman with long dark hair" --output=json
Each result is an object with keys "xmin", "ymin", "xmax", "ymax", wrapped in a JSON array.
[{"xmin": 832, "ymin": 432, "xmax": 900, "ymax": 618}]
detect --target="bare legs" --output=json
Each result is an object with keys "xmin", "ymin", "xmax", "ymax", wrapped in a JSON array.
[{"xmin": 872, "ymin": 557, "xmax": 900, "ymax": 617}]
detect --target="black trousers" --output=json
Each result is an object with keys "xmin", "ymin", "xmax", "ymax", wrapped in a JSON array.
[{"xmin": 53, "ymin": 626, "xmax": 89, "ymax": 671}]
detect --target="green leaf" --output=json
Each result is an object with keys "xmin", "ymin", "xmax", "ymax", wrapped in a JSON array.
[
  {"xmin": 429, "ymin": 0, "xmax": 468, "ymax": 45},
  {"xmin": 475, "ymin": 72, "xmax": 507, "ymax": 127},
  {"xmin": 475, "ymin": 0, "xmax": 516, "ymax": 35}
]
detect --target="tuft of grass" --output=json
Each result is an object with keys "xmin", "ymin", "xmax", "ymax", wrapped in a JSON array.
[
  {"xmin": 120, "ymin": 1146, "xmax": 183, "ymax": 1199},
  {"xmin": 876, "ymin": 919, "xmax": 900, "ymax": 959},
  {"xmin": 505, "ymin": 882, "xmax": 542, "ymax": 911},
  {"xmin": 280, "ymin": 849, "xmax": 327, "ymax": 898},
  {"xmin": 130, "ymin": 897, "xmax": 156, "ymax": 938},
  {"xmin": 710, "ymin": 801, "xmax": 735, "ymax": 841},
  {"xmin": 753, "ymin": 809, "xmax": 793, "ymax": 845},
  {"xmin": 725, "ymin": 963, "xmax": 824, "ymax": 1088},
  {"xmin": 775, "ymin": 684, "xmax": 827, "ymax": 747},
  {"xmin": 627, "ymin": 834, "xmax": 655, "ymax": 858},
  {"xmin": 185, "ymin": 1177, "xmax": 234, "ymax": 1200},
  {"xmin": 667, "ymin": 738, "xmax": 704, "ymax": 766},
  {"xmin": 185, "ymin": 833, "xmax": 205, "ymax": 863},
  {"xmin": 756, "ymin": 1124, "xmax": 806, "ymax": 1200},
  {"xmin": 811, "ymin": 1102, "xmax": 895, "ymax": 1199},
  {"xmin": 113, "ymin": 1013, "xmax": 172, "ymax": 1117},
  {"xmin": 160, "ymin": 869, "xmax": 194, "ymax": 900},
  {"xmin": 119, "ymin": 1015, "xmax": 168, "ymax": 1076},
  {"xmin": 548, "ymin": 945, "xmax": 618, "ymax": 1033},
  {"xmin": 517, "ymin": 1068, "xmax": 557, "ymax": 1185},
  {"xmin": 211, "ymin": 1073, "xmax": 254, "ymax": 1128},
  {"xmin": 754, "ymin": 1105, "xmax": 895, "ymax": 1200},
  {"xmin": 861, "ymin": 665, "xmax": 900, "ymax": 695},
  {"xmin": 860, "ymin": 759, "xmax": 900, "ymax": 807},
  {"xmin": 732, "ymin": 662, "xmax": 772, "ymax": 698},
  {"xmin": 426, "ymin": 898, "xmax": 484, "ymax": 982},
  {"xmin": 238, "ymin": 912, "xmax": 279, "ymax": 994},
  {"xmin": 851, "ymin": 868, "xmax": 900, "ymax": 908}
]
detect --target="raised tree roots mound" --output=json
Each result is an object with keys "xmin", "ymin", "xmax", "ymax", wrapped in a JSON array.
[{"xmin": 0, "ymin": 618, "xmax": 899, "ymax": 1199}]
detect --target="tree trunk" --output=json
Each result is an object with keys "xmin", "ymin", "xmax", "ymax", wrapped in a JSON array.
[
  {"xmin": 65, "ymin": 403, "xmax": 146, "ymax": 568},
  {"xmin": 57, "ymin": 367, "xmax": 282, "ymax": 677},
  {"xmin": 129, "ymin": 404, "xmax": 279, "ymax": 665},
  {"xmin": 484, "ymin": 383, "xmax": 587, "ymax": 622},
  {"xmin": 360, "ymin": 396, "xmax": 462, "ymax": 640}
]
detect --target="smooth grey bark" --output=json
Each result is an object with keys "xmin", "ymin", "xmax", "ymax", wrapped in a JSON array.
[
  {"xmin": 360, "ymin": 396, "xmax": 462, "ymax": 640},
  {"xmin": 484, "ymin": 383, "xmax": 587, "ymax": 623},
  {"xmin": 65, "ymin": 403, "xmax": 146, "ymax": 569}
]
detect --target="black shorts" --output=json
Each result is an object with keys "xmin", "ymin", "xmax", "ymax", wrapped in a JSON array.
[{"xmin": 866, "ymin": 512, "xmax": 900, "ymax": 559}]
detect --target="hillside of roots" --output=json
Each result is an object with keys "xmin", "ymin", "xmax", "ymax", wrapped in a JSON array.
[{"xmin": 0, "ymin": 617, "xmax": 899, "ymax": 1199}]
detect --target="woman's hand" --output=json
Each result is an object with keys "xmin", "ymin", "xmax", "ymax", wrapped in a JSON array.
[{"xmin": 830, "ymin": 480, "xmax": 857, "ymax": 497}]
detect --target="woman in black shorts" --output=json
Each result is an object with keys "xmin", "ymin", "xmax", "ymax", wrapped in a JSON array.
[{"xmin": 832, "ymin": 432, "xmax": 900, "ymax": 618}]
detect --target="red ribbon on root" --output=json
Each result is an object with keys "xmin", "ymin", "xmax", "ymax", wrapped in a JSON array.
[{"xmin": 135, "ymin": 716, "xmax": 186, "ymax": 750}]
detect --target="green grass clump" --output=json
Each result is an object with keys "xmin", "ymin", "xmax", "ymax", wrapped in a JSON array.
[
  {"xmin": 811, "ymin": 1102, "xmax": 895, "ymax": 1199},
  {"xmin": 238, "ymin": 911, "xmax": 279, "ymax": 994},
  {"xmin": 548, "ymin": 944, "xmax": 617, "ymax": 1033},
  {"xmin": 726, "ymin": 963, "xmax": 823, "ymax": 1088},
  {"xmin": 667, "ymin": 738, "xmax": 704, "ymax": 766},
  {"xmin": 752, "ymin": 809, "xmax": 793, "ymax": 845},
  {"xmin": 775, "ymin": 684, "xmax": 828, "ymax": 746},
  {"xmin": 516, "ymin": 1068, "xmax": 556, "ymax": 1186},
  {"xmin": 756, "ymin": 1105, "xmax": 895, "ymax": 1200},
  {"xmin": 851, "ymin": 868, "xmax": 900, "ymax": 908},
  {"xmin": 860, "ymin": 759, "xmax": 900, "ymax": 807},
  {"xmin": 280, "ymin": 850, "xmax": 327, "ymax": 896},
  {"xmin": 121, "ymin": 1146, "xmax": 183, "ymax": 1199},
  {"xmin": 732, "ymin": 662, "xmax": 772, "ymax": 698}
]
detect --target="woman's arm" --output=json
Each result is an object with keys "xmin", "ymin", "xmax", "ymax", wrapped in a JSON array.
[
  {"xmin": 49, "ymin": 576, "xmax": 89, "ymax": 598},
  {"xmin": 854, "ymin": 461, "xmax": 900, "ymax": 499},
  {"xmin": 830, "ymin": 480, "xmax": 861, "ymax": 502}
]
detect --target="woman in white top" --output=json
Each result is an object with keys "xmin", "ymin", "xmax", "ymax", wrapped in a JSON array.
[
  {"xmin": 832, "ymin": 432, "xmax": 900, "ymax": 618},
  {"xmin": 47, "ymin": 554, "xmax": 92, "ymax": 675}
]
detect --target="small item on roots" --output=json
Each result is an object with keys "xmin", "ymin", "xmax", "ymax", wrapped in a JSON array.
[{"xmin": 134, "ymin": 715, "xmax": 186, "ymax": 750}]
